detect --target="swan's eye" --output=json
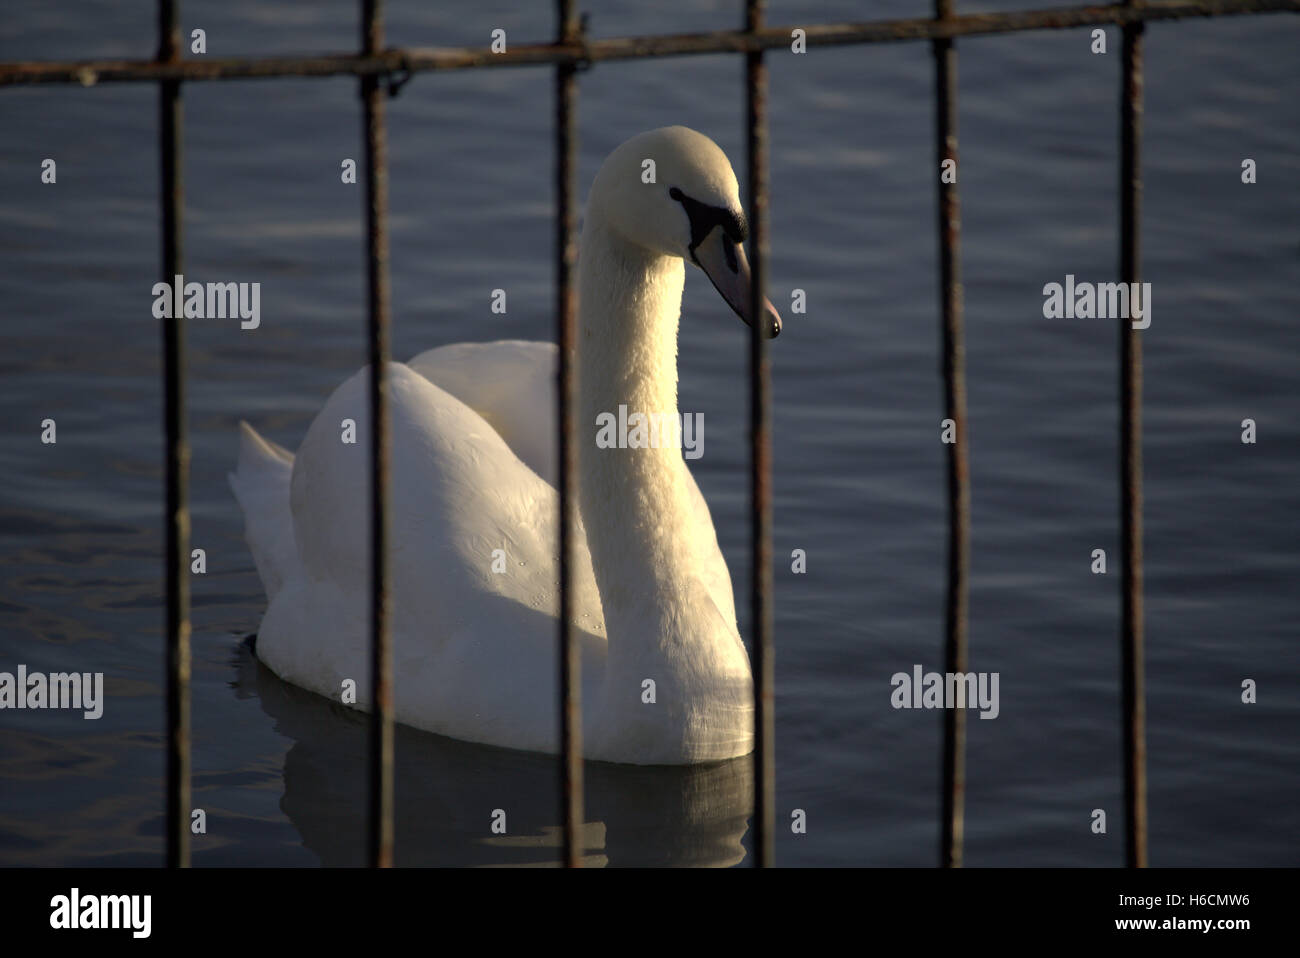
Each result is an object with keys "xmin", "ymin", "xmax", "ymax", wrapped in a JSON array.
[
  {"xmin": 671, "ymin": 186, "xmax": 748, "ymax": 255},
  {"xmin": 727, "ymin": 210, "xmax": 748, "ymax": 245}
]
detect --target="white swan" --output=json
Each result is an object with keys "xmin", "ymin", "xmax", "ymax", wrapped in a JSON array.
[{"xmin": 230, "ymin": 126, "xmax": 782, "ymax": 765}]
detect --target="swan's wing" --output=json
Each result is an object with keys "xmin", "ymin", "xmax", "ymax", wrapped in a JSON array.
[
  {"xmin": 229, "ymin": 421, "xmax": 296, "ymax": 602},
  {"xmin": 409, "ymin": 339, "xmax": 738, "ymax": 628},
  {"xmin": 678, "ymin": 469, "xmax": 737, "ymax": 628},
  {"xmin": 407, "ymin": 340, "xmax": 558, "ymax": 483},
  {"xmin": 287, "ymin": 361, "xmax": 604, "ymax": 639},
  {"xmin": 245, "ymin": 362, "xmax": 608, "ymax": 751}
]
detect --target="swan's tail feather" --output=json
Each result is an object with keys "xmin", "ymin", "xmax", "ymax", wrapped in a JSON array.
[{"xmin": 229, "ymin": 421, "xmax": 297, "ymax": 603}]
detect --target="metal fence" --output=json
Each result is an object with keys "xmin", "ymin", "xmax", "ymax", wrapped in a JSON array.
[{"xmin": 3, "ymin": 0, "xmax": 1296, "ymax": 869}]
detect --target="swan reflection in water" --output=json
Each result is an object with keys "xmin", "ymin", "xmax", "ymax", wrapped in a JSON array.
[{"xmin": 233, "ymin": 640, "xmax": 754, "ymax": 867}]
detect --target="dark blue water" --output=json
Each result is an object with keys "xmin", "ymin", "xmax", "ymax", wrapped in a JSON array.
[{"xmin": 1, "ymin": 0, "xmax": 1297, "ymax": 866}]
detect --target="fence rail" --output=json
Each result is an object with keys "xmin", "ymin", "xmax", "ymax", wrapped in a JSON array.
[
  {"xmin": 156, "ymin": 0, "xmax": 188, "ymax": 872},
  {"xmin": 933, "ymin": 0, "xmax": 969, "ymax": 870},
  {"xmin": 745, "ymin": 0, "xmax": 776, "ymax": 871},
  {"xmin": 555, "ymin": 0, "xmax": 584, "ymax": 871},
  {"xmin": 1, "ymin": 1, "xmax": 1296, "ymax": 86},
  {"xmin": 359, "ymin": 0, "xmax": 395, "ymax": 871},
  {"xmin": 1119, "ymin": 1, "xmax": 1149, "ymax": 869},
  {"xmin": 7, "ymin": 0, "xmax": 1295, "ymax": 868}
]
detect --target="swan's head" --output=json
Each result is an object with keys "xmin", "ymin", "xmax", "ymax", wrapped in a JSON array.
[{"xmin": 589, "ymin": 126, "xmax": 782, "ymax": 338}]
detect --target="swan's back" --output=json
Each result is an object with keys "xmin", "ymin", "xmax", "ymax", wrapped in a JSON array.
[{"xmin": 232, "ymin": 361, "xmax": 609, "ymax": 754}]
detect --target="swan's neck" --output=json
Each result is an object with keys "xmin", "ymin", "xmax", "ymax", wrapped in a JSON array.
[
  {"xmin": 577, "ymin": 218, "xmax": 683, "ymax": 441},
  {"xmin": 576, "ymin": 218, "xmax": 709, "ymax": 657}
]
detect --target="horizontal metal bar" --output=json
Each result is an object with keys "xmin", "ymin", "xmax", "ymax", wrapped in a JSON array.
[{"xmin": 1, "ymin": 0, "xmax": 1295, "ymax": 86}]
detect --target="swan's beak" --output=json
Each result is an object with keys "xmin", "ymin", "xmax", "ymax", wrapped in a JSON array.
[{"xmin": 691, "ymin": 227, "xmax": 782, "ymax": 339}]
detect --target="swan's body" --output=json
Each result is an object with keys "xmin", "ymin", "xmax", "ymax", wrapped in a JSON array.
[{"xmin": 231, "ymin": 127, "xmax": 780, "ymax": 765}]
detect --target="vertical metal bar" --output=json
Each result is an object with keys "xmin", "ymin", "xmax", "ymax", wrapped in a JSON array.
[
  {"xmin": 556, "ymin": 0, "xmax": 584, "ymax": 870},
  {"xmin": 361, "ymin": 0, "xmax": 394, "ymax": 869},
  {"xmin": 1119, "ymin": 2, "xmax": 1148, "ymax": 869},
  {"xmin": 158, "ymin": 0, "xmax": 190, "ymax": 871},
  {"xmin": 933, "ymin": 0, "xmax": 970, "ymax": 870},
  {"xmin": 746, "ymin": 0, "xmax": 775, "ymax": 870}
]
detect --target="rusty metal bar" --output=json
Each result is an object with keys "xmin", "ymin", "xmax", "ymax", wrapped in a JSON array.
[
  {"xmin": 934, "ymin": 0, "xmax": 970, "ymax": 870},
  {"xmin": 158, "ymin": 0, "xmax": 190, "ymax": 871},
  {"xmin": 746, "ymin": 0, "xmax": 775, "ymax": 870},
  {"xmin": 361, "ymin": 0, "xmax": 394, "ymax": 869},
  {"xmin": 555, "ymin": 0, "xmax": 584, "ymax": 870},
  {"xmin": 4, "ymin": 1, "xmax": 1295, "ymax": 86},
  {"xmin": 1119, "ymin": 0, "xmax": 1148, "ymax": 869}
]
